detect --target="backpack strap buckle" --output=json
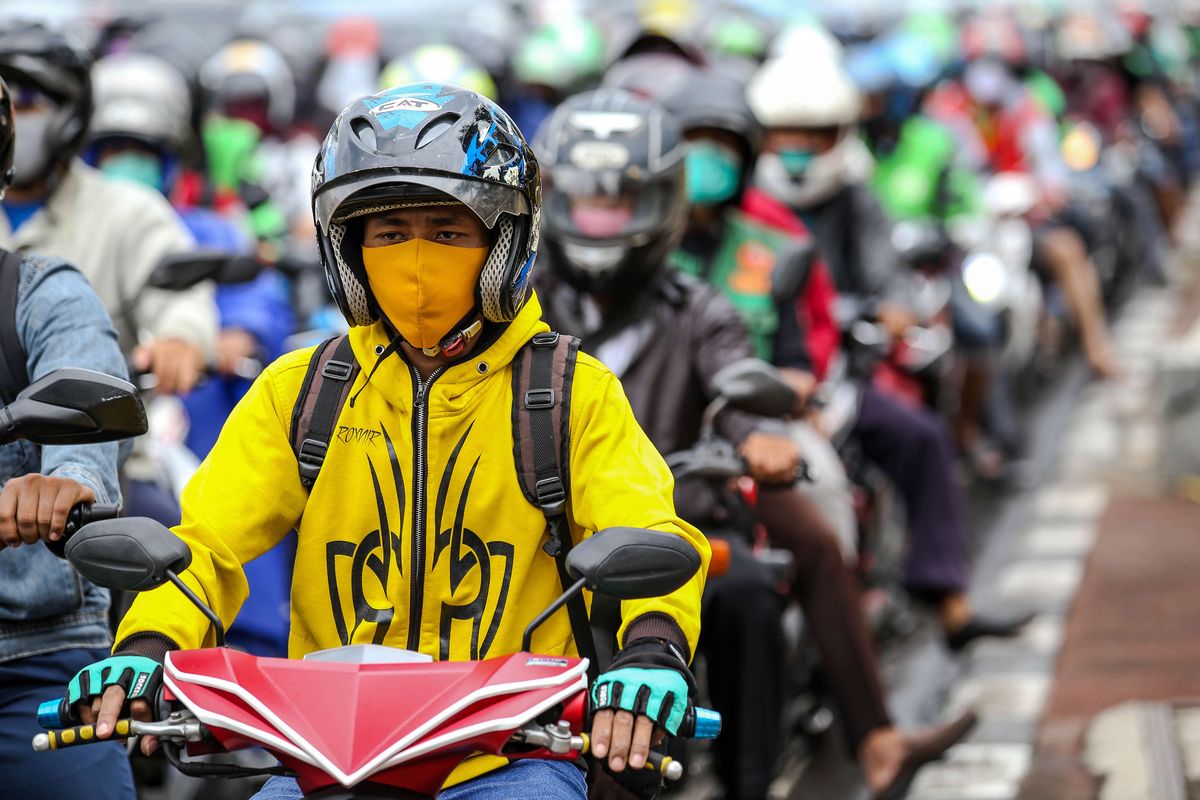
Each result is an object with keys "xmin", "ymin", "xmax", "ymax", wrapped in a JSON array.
[
  {"xmin": 524, "ymin": 388, "xmax": 555, "ymax": 410},
  {"xmin": 534, "ymin": 476, "xmax": 566, "ymax": 516},
  {"xmin": 531, "ymin": 331, "xmax": 560, "ymax": 348},
  {"xmin": 322, "ymin": 359, "xmax": 354, "ymax": 381},
  {"xmin": 297, "ymin": 438, "xmax": 329, "ymax": 485}
]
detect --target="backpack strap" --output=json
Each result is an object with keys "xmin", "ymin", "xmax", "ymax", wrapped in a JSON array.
[
  {"xmin": 0, "ymin": 249, "xmax": 29, "ymax": 407},
  {"xmin": 511, "ymin": 330, "xmax": 598, "ymax": 675},
  {"xmin": 289, "ymin": 335, "xmax": 360, "ymax": 489}
]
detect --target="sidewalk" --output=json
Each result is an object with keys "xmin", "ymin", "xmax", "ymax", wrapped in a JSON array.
[
  {"xmin": 1019, "ymin": 495, "xmax": 1200, "ymax": 800},
  {"xmin": 906, "ymin": 282, "xmax": 1184, "ymax": 800}
]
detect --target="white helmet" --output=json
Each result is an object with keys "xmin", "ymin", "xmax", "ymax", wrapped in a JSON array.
[
  {"xmin": 747, "ymin": 56, "xmax": 862, "ymax": 129},
  {"xmin": 90, "ymin": 52, "xmax": 192, "ymax": 150},
  {"xmin": 770, "ymin": 20, "xmax": 844, "ymax": 64},
  {"xmin": 200, "ymin": 38, "xmax": 296, "ymax": 131}
]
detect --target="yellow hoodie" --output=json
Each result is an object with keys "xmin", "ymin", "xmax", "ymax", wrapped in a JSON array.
[{"xmin": 115, "ymin": 292, "xmax": 709, "ymax": 786}]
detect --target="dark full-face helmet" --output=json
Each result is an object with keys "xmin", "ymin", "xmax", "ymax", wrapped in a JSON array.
[{"xmin": 535, "ymin": 89, "xmax": 686, "ymax": 297}]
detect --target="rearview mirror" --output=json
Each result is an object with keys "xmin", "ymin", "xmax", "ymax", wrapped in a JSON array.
[
  {"xmin": 1, "ymin": 368, "xmax": 147, "ymax": 446},
  {"xmin": 566, "ymin": 528, "xmax": 701, "ymax": 600},
  {"xmin": 64, "ymin": 517, "xmax": 191, "ymax": 592},
  {"xmin": 148, "ymin": 251, "xmax": 261, "ymax": 291},
  {"xmin": 710, "ymin": 359, "xmax": 796, "ymax": 418}
]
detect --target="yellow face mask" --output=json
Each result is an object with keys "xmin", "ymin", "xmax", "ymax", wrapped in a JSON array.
[{"xmin": 361, "ymin": 238, "xmax": 488, "ymax": 352}]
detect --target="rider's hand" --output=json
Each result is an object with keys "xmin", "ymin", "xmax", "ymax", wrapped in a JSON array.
[
  {"xmin": 133, "ymin": 338, "xmax": 205, "ymax": 395},
  {"xmin": 214, "ymin": 328, "xmax": 259, "ymax": 377},
  {"xmin": 739, "ymin": 432, "xmax": 801, "ymax": 485},
  {"xmin": 589, "ymin": 638, "xmax": 695, "ymax": 773},
  {"xmin": 877, "ymin": 302, "xmax": 918, "ymax": 339},
  {"xmin": 70, "ymin": 655, "xmax": 161, "ymax": 756},
  {"xmin": 779, "ymin": 368, "xmax": 817, "ymax": 416},
  {"xmin": 0, "ymin": 474, "xmax": 94, "ymax": 549},
  {"xmin": 590, "ymin": 707, "xmax": 666, "ymax": 773}
]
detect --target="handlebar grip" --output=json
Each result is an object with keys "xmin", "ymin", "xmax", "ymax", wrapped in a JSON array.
[
  {"xmin": 645, "ymin": 751, "xmax": 684, "ymax": 781},
  {"xmin": 46, "ymin": 502, "xmax": 121, "ymax": 558},
  {"xmin": 31, "ymin": 719, "xmax": 134, "ymax": 752},
  {"xmin": 578, "ymin": 733, "xmax": 684, "ymax": 781}
]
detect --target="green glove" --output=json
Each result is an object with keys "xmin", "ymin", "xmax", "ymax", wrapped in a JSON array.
[
  {"xmin": 66, "ymin": 655, "xmax": 163, "ymax": 708},
  {"xmin": 591, "ymin": 666, "xmax": 691, "ymax": 736}
]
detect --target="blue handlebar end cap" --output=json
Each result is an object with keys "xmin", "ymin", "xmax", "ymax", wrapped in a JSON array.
[
  {"xmin": 37, "ymin": 699, "xmax": 65, "ymax": 730},
  {"xmin": 692, "ymin": 707, "xmax": 722, "ymax": 740}
]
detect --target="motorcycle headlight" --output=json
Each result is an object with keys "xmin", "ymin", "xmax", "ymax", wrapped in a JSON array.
[
  {"xmin": 962, "ymin": 252, "xmax": 1008, "ymax": 307},
  {"xmin": 1062, "ymin": 123, "xmax": 1101, "ymax": 172}
]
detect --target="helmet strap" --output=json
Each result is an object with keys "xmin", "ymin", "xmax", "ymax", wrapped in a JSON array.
[{"xmin": 424, "ymin": 310, "xmax": 484, "ymax": 358}]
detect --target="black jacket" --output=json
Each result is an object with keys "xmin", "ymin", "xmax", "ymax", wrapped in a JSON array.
[{"xmin": 537, "ymin": 267, "xmax": 765, "ymax": 457}]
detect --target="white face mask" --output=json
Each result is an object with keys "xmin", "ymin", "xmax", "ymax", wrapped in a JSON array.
[
  {"xmin": 754, "ymin": 137, "xmax": 858, "ymax": 210},
  {"xmin": 11, "ymin": 109, "xmax": 53, "ymax": 188}
]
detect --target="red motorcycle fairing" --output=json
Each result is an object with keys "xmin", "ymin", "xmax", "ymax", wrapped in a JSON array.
[{"xmin": 163, "ymin": 649, "xmax": 589, "ymax": 796}]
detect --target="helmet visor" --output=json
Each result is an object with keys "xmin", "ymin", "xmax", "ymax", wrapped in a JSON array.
[
  {"xmin": 314, "ymin": 170, "xmax": 530, "ymax": 233},
  {"xmin": 543, "ymin": 164, "xmax": 680, "ymax": 242}
]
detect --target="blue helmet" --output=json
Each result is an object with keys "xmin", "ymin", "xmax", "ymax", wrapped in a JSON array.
[{"xmin": 312, "ymin": 83, "xmax": 541, "ymax": 327}]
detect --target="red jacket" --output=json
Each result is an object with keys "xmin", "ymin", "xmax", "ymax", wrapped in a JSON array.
[{"xmin": 741, "ymin": 187, "xmax": 840, "ymax": 380}]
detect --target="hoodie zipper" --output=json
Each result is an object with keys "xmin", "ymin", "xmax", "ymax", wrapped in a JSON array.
[{"xmin": 407, "ymin": 363, "xmax": 446, "ymax": 652}]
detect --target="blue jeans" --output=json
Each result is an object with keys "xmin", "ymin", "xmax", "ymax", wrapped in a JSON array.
[
  {"xmin": 0, "ymin": 646, "xmax": 136, "ymax": 799},
  {"xmin": 253, "ymin": 759, "xmax": 587, "ymax": 799}
]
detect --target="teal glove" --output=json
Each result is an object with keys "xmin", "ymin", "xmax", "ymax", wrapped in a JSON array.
[
  {"xmin": 591, "ymin": 666, "xmax": 691, "ymax": 736},
  {"xmin": 66, "ymin": 655, "xmax": 163, "ymax": 709}
]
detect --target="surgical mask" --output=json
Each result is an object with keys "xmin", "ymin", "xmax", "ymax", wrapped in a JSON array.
[
  {"xmin": 100, "ymin": 151, "xmax": 165, "ymax": 193},
  {"xmin": 361, "ymin": 238, "xmax": 488, "ymax": 352},
  {"xmin": 11, "ymin": 110, "xmax": 53, "ymax": 188},
  {"xmin": 685, "ymin": 141, "xmax": 742, "ymax": 206},
  {"xmin": 775, "ymin": 148, "xmax": 818, "ymax": 179}
]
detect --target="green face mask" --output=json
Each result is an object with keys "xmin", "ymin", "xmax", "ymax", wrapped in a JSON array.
[
  {"xmin": 100, "ymin": 151, "xmax": 165, "ymax": 192},
  {"xmin": 685, "ymin": 141, "xmax": 743, "ymax": 206},
  {"xmin": 776, "ymin": 148, "xmax": 818, "ymax": 178}
]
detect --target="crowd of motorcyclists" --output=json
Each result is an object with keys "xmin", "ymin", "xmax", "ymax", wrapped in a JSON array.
[{"xmin": 0, "ymin": 1, "xmax": 1198, "ymax": 799}]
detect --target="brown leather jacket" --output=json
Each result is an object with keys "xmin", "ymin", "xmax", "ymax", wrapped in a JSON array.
[{"xmin": 537, "ymin": 268, "xmax": 765, "ymax": 457}]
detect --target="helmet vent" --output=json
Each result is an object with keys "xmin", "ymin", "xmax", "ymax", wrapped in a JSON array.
[
  {"xmin": 416, "ymin": 112, "xmax": 460, "ymax": 149},
  {"xmin": 351, "ymin": 116, "xmax": 377, "ymax": 150}
]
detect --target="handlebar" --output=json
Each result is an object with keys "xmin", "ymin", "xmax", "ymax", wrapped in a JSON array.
[
  {"xmin": 31, "ymin": 714, "xmax": 204, "ymax": 752},
  {"xmin": 512, "ymin": 702, "xmax": 719, "ymax": 782},
  {"xmin": 45, "ymin": 502, "xmax": 120, "ymax": 558}
]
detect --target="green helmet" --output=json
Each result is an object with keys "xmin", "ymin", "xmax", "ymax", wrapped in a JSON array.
[
  {"xmin": 379, "ymin": 44, "xmax": 498, "ymax": 100},
  {"xmin": 709, "ymin": 16, "xmax": 768, "ymax": 61},
  {"xmin": 512, "ymin": 17, "xmax": 605, "ymax": 93}
]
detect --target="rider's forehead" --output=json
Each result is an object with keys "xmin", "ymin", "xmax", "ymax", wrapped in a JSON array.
[{"xmin": 363, "ymin": 203, "xmax": 477, "ymax": 227}]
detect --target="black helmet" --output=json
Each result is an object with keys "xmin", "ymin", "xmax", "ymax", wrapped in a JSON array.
[
  {"xmin": 0, "ymin": 22, "xmax": 93, "ymax": 188},
  {"xmin": 312, "ymin": 83, "xmax": 541, "ymax": 329},
  {"xmin": 0, "ymin": 78, "xmax": 13, "ymax": 197},
  {"xmin": 535, "ymin": 89, "xmax": 686, "ymax": 296},
  {"xmin": 660, "ymin": 66, "xmax": 761, "ymax": 163}
]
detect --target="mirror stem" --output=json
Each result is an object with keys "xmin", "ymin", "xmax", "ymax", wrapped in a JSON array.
[
  {"xmin": 166, "ymin": 570, "xmax": 226, "ymax": 648},
  {"xmin": 521, "ymin": 576, "xmax": 588, "ymax": 653},
  {"xmin": 699, "ymin": 396, "xmax": 729, "ymax": 443}
]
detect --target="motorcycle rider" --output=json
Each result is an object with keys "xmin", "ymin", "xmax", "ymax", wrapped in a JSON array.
[
  {"xmin": 848, "ymin": 30, "xmax": 1015, "ymax": 476},
  {"xmin": 0, "ymin": 23, "xmax": 217, "ymax": 527},
  {"xmin": 86, "ymin": 51, "xmax": 295, "ymax": 461},
  {"xmin": 0, "ymin": 23, "xmax": 214, "ymax": 392},
  {"xmin": 745, "ymin": 54, "xmax": 1033, "ymax": 646},
  {"xmin": 0, "ymin": 76, "xmax": 135, "ymax": 800},
  {"xmin": 68, "ymin": 85, "xmax": 709, "ymax": 800},
  {"xmin": 86, "ymin": 51, "xmax": 296, "ymax": 658},
  {"xmin": 535, "ymin": 88, "xmax": 975, "ymax": 800}
]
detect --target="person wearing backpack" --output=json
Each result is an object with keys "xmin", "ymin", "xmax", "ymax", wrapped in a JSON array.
[
  {"xmin": 0, "ymin": 76, "xmax": 136, "ymax": 800},
  {"xmin": 65, "ymin": 85, "xmax": 709, "ymax": 800}
]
